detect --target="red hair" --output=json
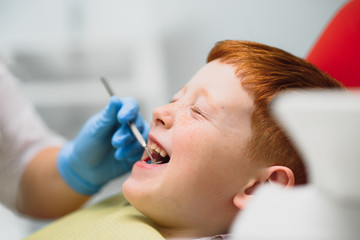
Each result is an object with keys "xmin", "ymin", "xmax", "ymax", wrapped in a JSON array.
[{"xmin": 207, "ymin": 40, "xmax": 344, "ymax": 184}]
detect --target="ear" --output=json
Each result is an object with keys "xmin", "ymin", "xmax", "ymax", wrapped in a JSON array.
[
  {"xmin": 232, "ymin": 179, "xmax": 260, "ymax": 210},
  {"xmin": 232, "ymin": 166, "xmax": 295, "ymax": 210},
  {"xmin": 265, "ymin": 166, "xmax": 295, "ymax": 188}
]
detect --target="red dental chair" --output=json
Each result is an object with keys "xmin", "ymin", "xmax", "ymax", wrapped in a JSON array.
[{"xmin": 306, "ymin": 0, "xmax": 360, "ymax": 88}]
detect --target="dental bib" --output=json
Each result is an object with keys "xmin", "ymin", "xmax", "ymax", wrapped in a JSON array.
[
  {"xmin": 25, "ymin": 194, "xmax": 165, "ymax": 240},
  {"xmin": 230, "ymin": 90, "xmax": 360, "ymax": 240}
]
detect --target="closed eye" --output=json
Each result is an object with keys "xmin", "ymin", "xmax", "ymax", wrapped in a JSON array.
[
  {"xmin": 169, "ymin": 98, "xmax": 179, "ymax": 104},
  {"xmin": 191, "ymin": 105, "xmax": 217, "ymax": 127},
  {"xmin": 191, "ymin": 106, "xmax": 203, "ymax": 116}
]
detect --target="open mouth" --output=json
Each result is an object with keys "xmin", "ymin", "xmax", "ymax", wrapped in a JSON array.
[{"xmin": 145, "ymin": 141, "xmax": 170, "ymax": 164}]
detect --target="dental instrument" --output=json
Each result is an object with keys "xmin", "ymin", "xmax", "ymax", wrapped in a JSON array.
[{"xmin": 100, "ymin": 77, "xmax": 155, "ymax": 163}]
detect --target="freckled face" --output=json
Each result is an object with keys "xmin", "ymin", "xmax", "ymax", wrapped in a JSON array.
[{"xmin": 122, "ymin": 60, "xmax": 256, "ymax": 234}]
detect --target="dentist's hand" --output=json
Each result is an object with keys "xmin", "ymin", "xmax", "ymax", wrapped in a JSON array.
[{"xmin": 57, "ymin": 96, "xmax": 149, "ymax": 195}]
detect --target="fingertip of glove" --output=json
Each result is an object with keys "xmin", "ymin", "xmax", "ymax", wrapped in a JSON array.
[
  {"xmin": 117, "ymin": 98, "xmax": 139, "ymax": 123},
  {"xmin": 110, "ymin": 95, "xmax": 122, "ymax": 104},
  {"xmin": 103, "ymin": 96, "xmax": 122, "ymax": 118},
  {"xmin": 111, "ymin": 127, "xmax": 132, "ymax": 147},
  {"xmin": 109, "ymin": 96, "xmax": 123, "ymax": 109},
  {"xmin": 114, "ymin": 148, "xmax": 126, "ymax": 162}
]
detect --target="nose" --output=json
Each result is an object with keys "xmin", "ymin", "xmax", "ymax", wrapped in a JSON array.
[{"xmin": 152, "ymin": 104, "xmax": 174, "ymax": 129}]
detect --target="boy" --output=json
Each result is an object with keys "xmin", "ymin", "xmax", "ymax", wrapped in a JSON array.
[{"xmin": 26, "ymin": 40, "xmax": 343, "ymax": 239}]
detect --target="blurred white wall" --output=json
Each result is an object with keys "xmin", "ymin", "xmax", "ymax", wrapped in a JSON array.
[{"xmin": 0, "ymin": 0, "xmax": 347, "ymax": 239}]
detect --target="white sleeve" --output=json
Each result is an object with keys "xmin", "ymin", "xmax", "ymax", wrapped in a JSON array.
[{"xmin": 0, "ymin": 62, "xmax": 66, "ymax": 211}]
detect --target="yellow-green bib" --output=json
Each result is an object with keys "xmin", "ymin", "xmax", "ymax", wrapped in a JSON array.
[{"xmin": 25, "ymin": 194, "xmax": 165, "ymax": 240}]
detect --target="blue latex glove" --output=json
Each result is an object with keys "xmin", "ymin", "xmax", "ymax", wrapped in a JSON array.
[{"xmin": 57, "ymin": 96, "xmax": 149, "ymax": 195}]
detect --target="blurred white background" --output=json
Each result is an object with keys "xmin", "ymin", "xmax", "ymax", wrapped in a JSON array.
[{"xmin": 0, "ymin": 0, "xmax": 347, "ymax": 239}]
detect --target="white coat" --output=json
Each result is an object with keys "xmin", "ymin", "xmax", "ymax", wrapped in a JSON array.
[{"xmin": 0, "ymin": 62, "xmax": 64, "ymax": 211}]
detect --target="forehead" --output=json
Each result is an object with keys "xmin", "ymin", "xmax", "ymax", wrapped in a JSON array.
[{"xmin": 184, "ymin": 60, "xmax": 253, "ymax": 111}]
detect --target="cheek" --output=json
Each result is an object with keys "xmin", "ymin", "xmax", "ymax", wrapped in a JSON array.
[
  {"xmin": 169, "ymin": 120, "xmax": 215, "ymax": 182},
  {"xmin": 175, "ymin": 122, "xmax": 212, "ymax": 160},
  {"xmin": 174, "ymin": 126, "xmax": 229, "ymax": 183},
  {"xmin": 174, "ymin": 114, "xmax": 242, "ymax": 165}
]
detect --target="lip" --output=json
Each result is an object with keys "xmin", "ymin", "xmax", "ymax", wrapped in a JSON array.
[
  {"xmin": 129, "ymin": 159, "xmax": 168, "ymax": 181},
  {"xmin": 134, "ymin": 160, "xmax": 168, "ymax": 169}
]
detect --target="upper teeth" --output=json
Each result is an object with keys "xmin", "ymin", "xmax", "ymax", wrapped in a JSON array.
[{"xmin": 150, "ymin": 142, "xmax": 167, "ymax": 157}]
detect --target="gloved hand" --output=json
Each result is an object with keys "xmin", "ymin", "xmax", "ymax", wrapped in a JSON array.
[{"xmin": 57, "ymin": 96, "xmax": 149, "ymax": 195}]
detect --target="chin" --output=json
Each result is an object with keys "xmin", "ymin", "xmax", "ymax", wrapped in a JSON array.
[
  {"xmin": 122, "ymin": 176, "xmax": 152, "ymax": 212},
  {"xmin": 122, "ymin": 177, "xmax": 177, "ymax": 227},
  {"xmin": 121, "ymin": 177, "xmax": 137, "ymax": 203}
]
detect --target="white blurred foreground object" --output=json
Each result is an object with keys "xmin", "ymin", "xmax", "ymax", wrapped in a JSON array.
[{"xmin": 230, "ymin": 90, "xmax": 360, "ymax": 240}]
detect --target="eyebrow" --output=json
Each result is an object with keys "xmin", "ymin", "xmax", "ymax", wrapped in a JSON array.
[
  {"xmin": 200, "ymin": 88, "xmax": 218, "ymax": 113},
  {"xmin": 172, "ymin": 85, "xmax": 218, "ymax": 112},
  {"xmin": 181, "ymin": 85, "xmax": 188, "ymax": 94},
  {"xmin": 170, "ymin": 85, "xmax": 188, "ymax": 102}
]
